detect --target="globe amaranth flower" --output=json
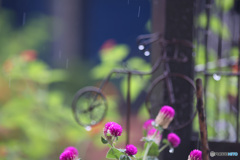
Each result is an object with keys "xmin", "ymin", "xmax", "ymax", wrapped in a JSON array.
[
  {"xmin": 125, "ymin": 144, "xmax": 138, "ymax": 156},
  {"xmin": 143, "ymin": 119, "xmax": 154, "ymax": 132},
  {"xmin": 104, "ymin": 122, "xmax": 122, "ymax": 137},
  {"xmin": 188, "ymin": 149, "xmax": 202, "ymax": 160},
  {"xmin": 155, "ymin": 105, "xmax": 175, "ymax": 129},
  {"xmin": 167, "ymin": 133, "xmax": 181, "ymax": 148},
  {"xmin": 59, "ymin": 150, "xmax": 75, "ymax": 160},
  {"xmin": 64, "ymin": 146, "xmax": 78, "ymax": 157},
  {"xmin": 60, "ymin": 146, "xmax": 79, "ymax": 160},
  {"xmin": 147, "ymin": 128, "xmax": 162, "ymax": 144}
]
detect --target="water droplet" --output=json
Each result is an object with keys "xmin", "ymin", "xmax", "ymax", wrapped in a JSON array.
[
  {"xmin": 144, "ymin": 50, "xmax": 150, "ymax": 56},
  {"xmin": 213, "ymin": 73, "xmax": 221, "ymax": 81},
  {"xmin": 85, "ymin": 126, "xmax": 92, "ymax": 131},
  {"xmin": 169, "ymin": 147, "xmax": 174, "ymax": 153},
  {"xmin": 91, "ymin": 121, "xmax": 96, "ymax": 125},
  {"xmin": 138, "ymin": 45, "xmax": 145, "ymax": 50}
]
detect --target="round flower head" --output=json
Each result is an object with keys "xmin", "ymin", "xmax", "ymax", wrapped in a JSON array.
[
  {"xmin": 167, "ymin": 133, "xmax": 181, "ymax": 148},
  {"xmin": 147, "ymin": 128, "xmax": 162, "ymax": 144},
  {"xmin": 64, "ymin": 146, "xmax": 78, "ymax": 157},
  {"xmin": 155, "ymin": 105, "xmax": 175, "ymax": 129},
  {"xmin": 143, "ymin": 119, "xmax": 154, "ymax": 131},
  {"xmin": 188, "ymin": 149, "xmax": 202, "ymax": 160},
  {"xmin": 104, "ymin": 122, "xmax": 122, "ymax": 137},
  {"xmin": 125, "ymin": 144, "xmax": 138, "ymax": 156},
  {"xmin": 59, "ymin": 150, "xmax": 74, "ymax": 160}
]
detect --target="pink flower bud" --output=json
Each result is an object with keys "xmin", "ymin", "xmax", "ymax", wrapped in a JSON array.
[
  {"xmin": 64, "ymin": 146, "xmax": 78, "ymax": 157},
  {"xmin": 143, "ymin": 119, "xmax": 154, "ymax": 132},
  {"xmin": 188, "ymin": 149, "xmax": 202, "ymax": 160},
  {"xmin": 147, "ymin": 128, "xmax": 162, "ymax": 144},
  {"xmin": 167, "ymin": 133, "xmax": 181, "ymax": 148},
  {"xmin": 125, "ymin": 144, "xmax": 138, "ymax": 156},
  {"xmin": 155, "ymin": 105, "xmax": 175, "ymax": 129},
  {"xmin": 103, "ymin": 122, "xmax": 122, "ymax": 137},
  {"xmin": 59, "ymin": 150, "xmax": 74, "ymax": 160}
]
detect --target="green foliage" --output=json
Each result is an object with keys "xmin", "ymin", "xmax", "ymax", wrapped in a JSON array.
[
  {"xmin": 215, "ymin": 0, "xmax": 235, "ymax": 11},
  {"xmin": 106, "ymin": 148, "xmax": 125, "ymax": 159},
  {"xmin": 144, "ymin": 142, "xmax": 159, "ymax": 157},
  {"xmin": 197, "ymin": 13, "xmax": 231, "ymax": 40}
]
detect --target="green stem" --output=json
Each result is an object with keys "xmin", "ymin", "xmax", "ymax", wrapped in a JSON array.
[
  {"xmin": 142, "ymin": 129, "xmax": 162, "ymax": 160},
  {"xmin": 158, "ymin": 143, "xmax": 169, "ymax": 153}
]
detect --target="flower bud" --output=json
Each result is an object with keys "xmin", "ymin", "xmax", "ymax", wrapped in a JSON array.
[
  {"xmin": 155, "ymin": 105, "xmax": 175, "ymax": 129},
  {"xmin": 147, "ymin": 128, "xmax": 162, "ymax": 144},
  {"xmin": 167, "ymin": 133, "xmax": 181, "ymax": 148},
  {"xmin": 125, "ymin": 144, "xmax": 138, "ymax": 156},
  {"xmin": 187, "ymin": 149, "xmax": 202, "ymax": 160},
  {"xmin": 103, "ymin": 122, "xmax": 122, "ymax": 138}
]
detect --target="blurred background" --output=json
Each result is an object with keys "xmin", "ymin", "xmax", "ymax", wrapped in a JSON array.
[{"xmin": 0, "ymin": 0, "xmax": 240, "ymax": 160}]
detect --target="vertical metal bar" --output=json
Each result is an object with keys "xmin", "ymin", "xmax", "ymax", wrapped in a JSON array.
[
  {"xmin": 196, "ymin": 79, "xmax": 210, "ymax": 160},
  {"xmin": 236, "ymin": 21, "xmax": 240, "ymax": 143},
  {"xmin": 204, "ymin": 0, "xmax": 211, "ymax": 114},
  {"xmin": 126, "ymin": 72, "xmax": 131, "ymax": 145}
]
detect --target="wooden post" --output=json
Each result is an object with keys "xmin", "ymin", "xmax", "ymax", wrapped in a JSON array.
[
  {"xmin": 196, "ymin": 79, "xmax": 210, "ymax": 160},
  {"xmin": 151, "ymin": 0, "xmax": 194, "ymax": 159}
]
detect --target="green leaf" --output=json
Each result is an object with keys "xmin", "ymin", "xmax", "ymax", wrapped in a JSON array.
[
  {"xmin": 119, "ymin": 155, "xmax": 131, "ymax": 160},
  {"xmin": 101, "ymin": 136, "xmax": 108, "ymax": 144},
  {"xmin": 161, "ymin": 139, "xmax": 169, "ymax": 145},
  {"xmin": 106, "ymin": 148, "xmax": 124, "ymax": 159},
  {"xmin": 144, "ymin": 142, "xmax": 160, "ymax": 157}
]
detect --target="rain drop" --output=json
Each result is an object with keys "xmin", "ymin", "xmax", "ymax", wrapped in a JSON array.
[
  {"xmin": 138, "ymin": 44, "xmax": 145, "ymax": 50},
  {"xmin": 22, "ymin": 12, "xmax": 26, "ymax": 26},
  {"xmin": 66, "ymin": 58, "xmax": 69, "ymax": 69},
  {"xmin": 85, "ymin": 126, "xmax": 92, "ymax": 131},
  {"xmin": 138, "ymin": 6, "xmax": 141, "ymax": 18},
  {"xmin": 59, "ymin": 50, "xmax": 62, "ymax": 59},
  {"xmin": 213, "ymin": 73, "xmax": 221, "ymax": 81},
  {"xmin": 144, "ymin": 50, "xmax": 150, "ymax": 56},
  {"xmin": 169, "ymin": 147, "xmax": 174, "ymax": 153},
  {"xmin": 91, "ymin": 120, "xmax": 96, "ymax": 125}
]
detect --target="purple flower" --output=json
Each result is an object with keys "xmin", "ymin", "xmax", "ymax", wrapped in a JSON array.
[
  {"xmin": 125, "ymin": 144, "xmax": 138, "ymax": 156},
  {"xmin": 167, "ymin": 133, "xmax": 181, "ymax": 148},
  {"xmin": 188, "ymin": 149, "xmax": 202, "ymax": 160},
  {"xmin": 59, "ymin": 150, "xmax": 74, "ymax": 160},
  {"xmin": 147, "ymin": 128, "xmax": 162, "ymax": 144},
  {"xmin": 143, "ymin": 119, "xmax": 154, "ymax": 131},
  {"xmin": 104, "ymin": 122, "xmax": 122, "ymax": 137},
  {"xmin": 64, "ymin": 146, "xmax": 78, "ymax": 157},
  {"xmin": 155, "ymin": 105, "xmax": 175, "ymax": 129}
]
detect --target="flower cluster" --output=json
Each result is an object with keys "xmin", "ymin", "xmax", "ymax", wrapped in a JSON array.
[{"xmin": 59, "ymin": 146, "xmax": 78, "ymax": 160}]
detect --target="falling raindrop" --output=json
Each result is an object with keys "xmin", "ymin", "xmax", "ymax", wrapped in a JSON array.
[
  {"xmin": 144, "ymin": 50, "xmax": 150, "ymax": 56},
  {"xmin": 213, "ymin": 73, "xmax": 221, "ymax": 81},
  {"xmin": 169, "ymin": 147, "xmax": 174, "ymax": 153},
  {"xmin": 128, "ymin": 0, "xmax": 130, "ymax": 4},
  {"xmin": 59, "ymin": 50, "xmax": 62, "ymax": 59},
  {"xmin": 9, "ymin": 78, "xmax": 11, "ymax": 88},
  {"xmin": 138, "ymin": 44, "xmax": 145, "ymax": 50},
  {"xmin": 85, "ymin": 126, "xmax": 92, "ymax": 131},
  {"xmin": 66, "ymin": 58, "xmax": 69, "ymax": 69},
  {"xmin": 22, "ymin": 12, "xmax": 26, "ymax": 26},
  {"xmin": 138, "ymin": 6, "xmax": 141, "ymax": 18}
]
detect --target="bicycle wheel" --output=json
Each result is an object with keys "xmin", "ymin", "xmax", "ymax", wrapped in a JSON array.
[
  {"xmin": 72, "ymin": 86, "xmax": 108, "ymax": 127},
  {"xmin": 145, "ymin": 73, "xmax": 197, "ymax": 131}
]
